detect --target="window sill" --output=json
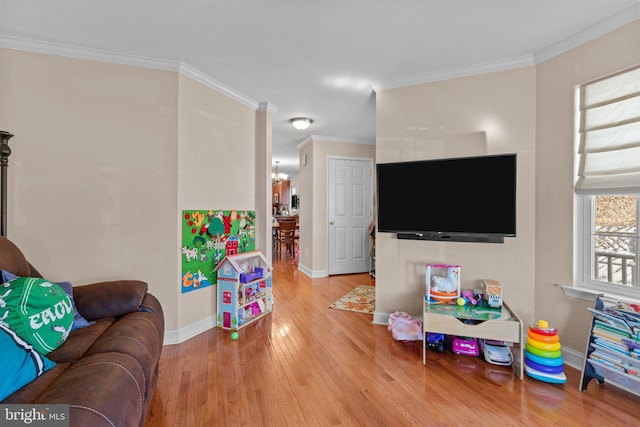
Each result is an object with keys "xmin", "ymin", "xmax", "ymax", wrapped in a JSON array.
[
  {"xmin": 559, "ymin": 284, "xmax": 640, "ymax": 304},
  {"xmin": 559, "ymin": 285, "xmax": 601, "ymax": 302}
]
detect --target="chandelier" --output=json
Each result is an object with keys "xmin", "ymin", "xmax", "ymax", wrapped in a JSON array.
[{"xmin": 272, "ymin": 161, "xmax": 287, "ymax": 183}]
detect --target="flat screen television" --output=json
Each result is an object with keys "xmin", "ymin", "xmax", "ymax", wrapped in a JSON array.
[{"xmin": 376, "ymin": 153, "xmax": 516, "ymax": 243}]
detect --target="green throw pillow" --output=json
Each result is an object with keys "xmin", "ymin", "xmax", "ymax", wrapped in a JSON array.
[{"xmin": 1, "ymin": 277, "xmax": 74, "ymax": 355}]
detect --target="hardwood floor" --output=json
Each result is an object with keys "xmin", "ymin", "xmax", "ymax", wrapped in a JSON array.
[{"xmin": 145, "ymin": 254, "xmax": 640, "ymax": 426}]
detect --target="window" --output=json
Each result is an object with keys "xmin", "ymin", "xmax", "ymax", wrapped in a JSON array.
[
  {"xmin": 575, "ymin": 66, "xmax": 640, "ymax": 298},
  {"xmin": 575, "ymin": 65, "xmax": 640, "ymax": 298},
  {"xmin": 578, "ymin": 195, "xmax": 639, "ymax": 296}
]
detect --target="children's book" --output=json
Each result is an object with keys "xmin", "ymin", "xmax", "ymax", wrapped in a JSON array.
[
  {"xmin": 594, "ymin": 319, "xmax": 632, "ymax": 338},
  {"xmin": 588, "ymin": 308, "xmax": 633, "ymax": 333},
  {"xmin": 593, "ymin": 327, "xmax": 627, "ymax": 343}
]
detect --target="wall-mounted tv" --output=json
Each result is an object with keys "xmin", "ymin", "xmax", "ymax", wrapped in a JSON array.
[{"xmin": 376, "ymin": 154, "xmax": 516, "ymax": 243}]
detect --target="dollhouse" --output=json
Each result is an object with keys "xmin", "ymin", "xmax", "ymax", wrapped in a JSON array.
[{"xmin": 215, "ymin": 251, "xmax": 272, "ymax": 330}]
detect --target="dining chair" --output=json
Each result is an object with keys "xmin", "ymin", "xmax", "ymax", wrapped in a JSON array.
[{"xmin": 276, "ymin": 219, "xmax": 297, "ymax": 257}]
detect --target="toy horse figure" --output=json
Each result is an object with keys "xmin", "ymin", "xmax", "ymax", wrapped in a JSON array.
[{"xmin": 431, "ymin": 266, "xmax": 459, "ymax": 293}]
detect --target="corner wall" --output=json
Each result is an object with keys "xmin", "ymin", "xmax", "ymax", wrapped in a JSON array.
[
  {"xmin": 0, "ymin": 47, "xmax": 266, "ymax": 340},
  {"xmin": 375, "ymin": 67, "xmax": 537, "ymax": 327},
  {"xmin": 535, "ymin": 20, "xmax": 640, "ymax": 353}
]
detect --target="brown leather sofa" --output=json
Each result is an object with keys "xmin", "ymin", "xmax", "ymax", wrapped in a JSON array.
[{"xmin": 0, "ymin": 237, "xmax": 164, "ymax": 427}]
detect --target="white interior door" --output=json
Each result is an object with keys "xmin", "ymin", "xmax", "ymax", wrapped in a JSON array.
[{"xmin": 327, "ymin": 157, "xmax": 373, "ymax": 275}]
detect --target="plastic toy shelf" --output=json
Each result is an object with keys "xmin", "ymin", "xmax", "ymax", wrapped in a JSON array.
[{"xmin": 423, "ymin": 300, "xmax": 523, "ymax": 379}]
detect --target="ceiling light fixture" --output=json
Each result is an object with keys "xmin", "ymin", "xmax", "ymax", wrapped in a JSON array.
[
  {"xmin": 272, "ymin": 161, "xmax": 287, "ymax": 183},
  {"xmin": 289, "ymin": 117, "xmax": 313, "ymax": 131}
]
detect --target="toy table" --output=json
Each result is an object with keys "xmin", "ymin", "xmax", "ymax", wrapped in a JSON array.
[{"xmin": 423, "ymin": 300, "xmax": 523, "ymax": 379}]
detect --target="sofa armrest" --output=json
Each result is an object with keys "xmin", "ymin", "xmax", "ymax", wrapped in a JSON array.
[{"xmin": 72, "ymin": 280, "xmax": 148, "ymax": 321}]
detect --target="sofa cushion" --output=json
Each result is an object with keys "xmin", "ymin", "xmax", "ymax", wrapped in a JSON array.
[
  {"xmin": 34, "ymin": 352, "xmax": 146, "ymax": 427},
  {"xmin": 86, "ymin": 311, "xmax": 163, "ymax": 400},
  {"xmin": 1, "ymin": 277, "xmax": 74, "ymax": 354},
  {"xmin": 73, "ymin": 280, "xmax": 148, "ymax": 321},
  {"xmin": 46, "ymin": 318, "xmax": 115, "ymax": 364},
  {"xmin": 2, "ymin": 270, "xmax": 94, "ymax": 331},
  {"xmin": 0, "ymin": 323, "xmax": 56, "ymax": 401}
]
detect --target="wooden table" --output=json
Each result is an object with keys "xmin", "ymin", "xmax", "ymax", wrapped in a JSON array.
[{"xmin": 423, "ymin": 301, "xmax": 523, "ymax": 379}]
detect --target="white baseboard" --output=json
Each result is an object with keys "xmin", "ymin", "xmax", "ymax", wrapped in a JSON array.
[
  {"xmin": 560, "ymin": 346, "xmax": 585, "ymax": 371},
  {"xmin": 163, "ymin": 315, "xmax": 216, "ymax": 345},
  {"xmin": 373, "ymin": 311, "xmax": 391, "ymax": 326},
  {"xmin": 297, "ymin": 262, "xmax": 327, "ymax": 278}
]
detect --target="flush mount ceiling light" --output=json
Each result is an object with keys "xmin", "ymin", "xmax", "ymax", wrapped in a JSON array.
[{"xmin": 289, "ymin": 117, "xmax": 313, "ymax": 131}]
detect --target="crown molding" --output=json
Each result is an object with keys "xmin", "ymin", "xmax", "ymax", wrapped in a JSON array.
[
  {"xmin": 296, "ymin": 134, "xmax": 374, "ymax": 149},
  {"xmin": 370, "ymin": 55, "xmax": 534, "ymax": 92},
  {"xmin": 177, "ymin": 63, "xmax": 259, "ymax": 109},
  {"xmin": 0, "ymin": 34, "xmax": 179, "ymax": 71},
  {"xmin": 371, "ymin": 4, "xmax": 640, "ymax": 92},
  {"xmin": 257, "ymin": 101, "xmax": 279, "ymax": 113},
  {"xmin": 0, "ymin": 35, "xmax": 263, "ymax": 110},
  {"xmin": 310, "ymin": 134, "xmax": 375, "ymax": 145},
  {"xmin": 534, "ymin": 4, "xmax": 640, "ymax": 64},
  {"xmin": 296, "ymin": 136, "xmax": 313, "ymax": 150}
]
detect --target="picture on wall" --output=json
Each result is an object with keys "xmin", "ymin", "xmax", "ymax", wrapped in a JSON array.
[{"xmin": 181, "ymin": 209, "xmax": 256, "ymax": 293}]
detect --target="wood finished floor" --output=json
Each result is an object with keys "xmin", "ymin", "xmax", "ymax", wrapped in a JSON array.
[{"xmin": 145, "ymin": 254, "xmax": 640, "ymax": 426}]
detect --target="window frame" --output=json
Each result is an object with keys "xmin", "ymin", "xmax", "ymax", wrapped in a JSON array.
[
  {"xmin": 575, "ymin": 193, "xmax": 640, "ymax": 299},
  {"xmin": 573, "ymin": 63, "xmax": 640, "ymax": 300}
]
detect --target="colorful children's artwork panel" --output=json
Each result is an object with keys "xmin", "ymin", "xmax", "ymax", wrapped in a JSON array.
[{"xmin": 181, "ymin": 209, "xmax": 256, "ymax": 293}]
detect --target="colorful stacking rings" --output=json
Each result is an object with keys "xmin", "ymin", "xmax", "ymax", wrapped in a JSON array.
[
  {"xmin": 527, "ymin": 329, "xmax": 559, "ymax": 343},
  {"xmin": 525, "ymin": 343, "xmax": 562, "ymax": 359},
  {"xmin": 524, "ymin": 358, "xmax": 565, "ymax": 374},
  {"xmin": 524, "ymin": 350, "xmax": 563, "ymax": 367},
  {"xmin": 526, "ymin": 337, "xmax": 561, "ymax": 352}
]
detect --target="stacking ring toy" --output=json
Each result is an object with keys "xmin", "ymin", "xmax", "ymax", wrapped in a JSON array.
[
  {"xmin": 526, "ymin": 337, "xmax": 561, "ymax": 352},
  {"xmin": 527, "ymin": 329, "xmax": 559, "ymax": 344},
  {"xmin": 524, "ymin": 320, "xmax": 566, "ymax": 384},
  {"xmin": 525, "ymin": 358, "xmax": 565, "ymax": 374},
  {"xmin": 529, "ymin": 320, "xmax": 557, "ymax": 336},
  {"xmin": 524, "ymin": 350, "xmax": 563, "ymax": 367},
  {"xmin": 525, "ymin": 343, "xmax": 562, "ymax": 359}
]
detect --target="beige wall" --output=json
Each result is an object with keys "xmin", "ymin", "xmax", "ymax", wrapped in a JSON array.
[
  {"xmin": 297, "ymin": 137, "xmax": 375, "ymax": 276},
  {"xmin": 176, "ymin": 74, "xmax": 257, "ymax": 329},
  {"xmin": 375, "ymin": 19, "xmax": 640, "ymax": 357},
  {"xmin": 0, "ymin": 48, "xmax": 179, "ymax": 329},
  {"xmin": 0, "ymin": 48, "xmax": 266, "ymax": 338},
  {"xmin": 375, "ymin": 67, "xmax": 537, "ymax": 326},
  {"xmin": 535, "ymin": 20, "xmax": 640, "ymax": 352}
]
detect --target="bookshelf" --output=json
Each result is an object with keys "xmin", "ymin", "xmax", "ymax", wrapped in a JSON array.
[{"xmin": 579, "ymin": 294, "xmax": 640, "ymax": 396}]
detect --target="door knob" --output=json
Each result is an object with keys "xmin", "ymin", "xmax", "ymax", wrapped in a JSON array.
[{"xmin": 330, "ymin": 220, "xmax": 335, "ymax": 225}]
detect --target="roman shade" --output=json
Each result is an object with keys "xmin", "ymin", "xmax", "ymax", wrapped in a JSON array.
[{"xmin": 575, "ymin": 64, "xmax": 640, "ymax": 194}]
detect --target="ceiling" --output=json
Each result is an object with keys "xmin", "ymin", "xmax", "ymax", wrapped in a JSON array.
[{"xmin": 1, "ymin": 1, "xmax": 638, "ymax": 178}]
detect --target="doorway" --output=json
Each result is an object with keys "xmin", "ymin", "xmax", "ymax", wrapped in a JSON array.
[{"xmin": 327, "ymin": 157, "xmax": 373, "ymax": 275}]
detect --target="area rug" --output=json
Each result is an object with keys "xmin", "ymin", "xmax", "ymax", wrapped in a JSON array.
[{"xmin": 329, "ymin": 285, "xmax": 375, "ymax": 314}]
